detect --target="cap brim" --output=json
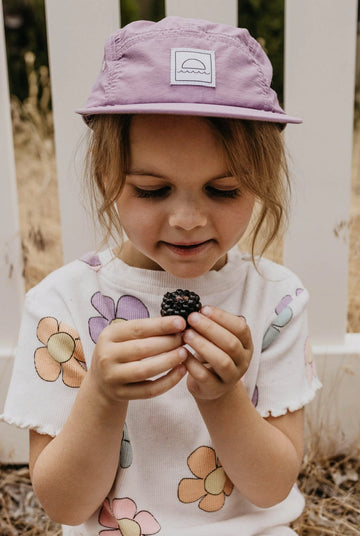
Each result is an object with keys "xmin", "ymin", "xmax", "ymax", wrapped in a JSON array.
[{"xmin": 76, "ymin": 102, "xmax": 302, "ymax": 127}]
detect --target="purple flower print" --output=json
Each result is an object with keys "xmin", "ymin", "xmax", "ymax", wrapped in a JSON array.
[
  {"xmin": 251, "ymin": 385, "xmax": 259, "ymax": 407},
  {"xmin": 89, "ymin": 292, "xmax": 149, "ymax": 343},
  {"xmin": 80, "ymin": 252, "xmax": 102, "ymax": 271},
  {"xmin": 275, "ymin": 295, "xmax": 293, "ymax": 315}
]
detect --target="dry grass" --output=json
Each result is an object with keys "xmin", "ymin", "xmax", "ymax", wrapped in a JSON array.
[
  {"xmin": 292, "ymin": 452, "xmax": 360, "ymax": 535},
  {"xmin": 0, "ymin": 465, "xmax": 61, "ymax": 535}
]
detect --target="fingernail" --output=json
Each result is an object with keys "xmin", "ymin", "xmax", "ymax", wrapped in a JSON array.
[
  {"xmin": 189, "ymin": 312, "xmax": 201, "ymax": 324},
  {"xmin": 178, "ymin": 347, "xmax": 188, "ymax": 361},
  {"xmin": 173, "ymin": 317, "xmax": 185, "ymax": 330},
  {"xmin": 184, "ymin": 329, "xmax": 194, "ymax": 342},
  {"xmin": 201, "ymin": 306, "xmax": 211, "ymax": 316}
]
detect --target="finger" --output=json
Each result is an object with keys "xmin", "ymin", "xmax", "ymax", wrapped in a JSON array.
[
  {"xmin": 185, "ymin": 354, "xmax": 220, "ymax": 387},
  {"xmin": 183, "ymin": 328, "xmax": 238, "ymax": 383},
  {"xmin": 114, "ymin": 347, "xmax": 188, "ymax": 384},
  {"xmin": 115, "ymin": 364, "xmax": 187, "ymax": 400},
  {"xmin": 105, "ymin": 315, "xmax": 186, "ymax": 343},
  {"xmin": 186, "ymin": 312, "xmax": 246, "ymax": 367},
  {"xmin": 110, "ymin": 332, "xmax": 184, "ymax": 363},
  {"xmin": 192, "ymin": 307, "xmax": 253, "ymax": 352}
]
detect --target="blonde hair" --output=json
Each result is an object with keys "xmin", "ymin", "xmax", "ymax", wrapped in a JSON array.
[{"xmin": 85, "ymin": 114, "xmax": 289, "ymax": 261}]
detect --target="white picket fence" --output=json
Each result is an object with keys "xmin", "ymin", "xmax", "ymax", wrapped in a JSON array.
[{"xmin": 0, "ymin": 0, "xmax": 359, "ymax": 463}]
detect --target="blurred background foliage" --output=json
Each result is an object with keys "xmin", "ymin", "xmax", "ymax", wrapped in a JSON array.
[{"xmin": 2, "ymin": 0, "xmax": 285, "ymax": 105}]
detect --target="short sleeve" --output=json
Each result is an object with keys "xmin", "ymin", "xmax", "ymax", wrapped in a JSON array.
[
  {"xmin": 1, "ymin": 285, "xmax": 88, "ymax": 437},
  {"xmin": 254, "ymin": 284, "xmax": 322, "ymax": 418}
]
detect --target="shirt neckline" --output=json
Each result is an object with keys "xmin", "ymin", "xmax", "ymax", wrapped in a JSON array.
[{"xmin": 97, "ymin": 246, "xmax": 250, "ymax": 295}]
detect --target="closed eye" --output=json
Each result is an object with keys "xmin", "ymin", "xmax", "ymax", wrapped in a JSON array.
[
  {"xmin": 133, "ymin": 186, "xmax": 171, "ymax": 199},
  {"xmin": 205, "ymin": 186, "xmax": 242, "ymax": 199}
]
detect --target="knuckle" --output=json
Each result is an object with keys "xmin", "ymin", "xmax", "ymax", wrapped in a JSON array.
[
  {"xmin": 217, "ymin": 358, "xmax": 234, "ymax": 376},
  {"xmin": 132, "ymin": 339, "xmax": 147, "ymax": 357},
  {"xmin": 142, "ymin": 380, "xmax": 157, "ymax": 399},
  {"xmin": 133, "ymin": 360, "xmax": 149, "ymax": 382},
  {"xmin": 227, "ymin": 336, "xmax": 241, "ymax": 356},
  {"xmin": 130, "ymin": 321, "xmax": 144, "ymax": 340},
  {"xmin": 196, "ymin": 367, "xmax": 210, "ymax": 383}
]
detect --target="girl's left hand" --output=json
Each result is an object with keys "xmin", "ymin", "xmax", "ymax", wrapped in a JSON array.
[{"xmin": 183, "ymin": 306, "xmax": 253, "ymax": 401}]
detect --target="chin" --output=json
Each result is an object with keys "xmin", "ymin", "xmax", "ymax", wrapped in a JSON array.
[{"xmin": 165, "ymin": 263, "xmax": 214, "ymax": 279}]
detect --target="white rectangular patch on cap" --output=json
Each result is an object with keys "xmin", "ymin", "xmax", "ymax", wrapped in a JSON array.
[{"xmin": 171, "ymin": 48, "xmax": 216, "ymax": 87}]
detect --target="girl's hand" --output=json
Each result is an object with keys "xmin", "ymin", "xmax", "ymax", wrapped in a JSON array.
[
  {"xmin": 183, "ymin": 306, "xmax": 253, "ymax": 401},
  {"xmin": 89, "ymin": 316, "xmax": 187, "ymax": 404}
]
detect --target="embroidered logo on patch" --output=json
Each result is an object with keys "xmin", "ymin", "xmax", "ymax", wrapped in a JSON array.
[{"xmin": 171, "ymin": 48, "xmax": 216, "ymax": 87}]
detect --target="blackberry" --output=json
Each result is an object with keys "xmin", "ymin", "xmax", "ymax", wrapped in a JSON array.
[{"xmin": 160, "ymin": 289, "xmax": 202, "ymax": 322}]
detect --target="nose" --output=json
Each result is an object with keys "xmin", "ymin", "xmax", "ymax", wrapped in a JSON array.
[{"xmin": 168, "ymin": 197, "xmax": 207, "ymax": 230}]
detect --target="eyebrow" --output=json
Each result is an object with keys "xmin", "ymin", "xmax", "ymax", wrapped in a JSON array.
[{"xmin": 126, "ymin": 169, "xmax": 235, "ymax": 181}]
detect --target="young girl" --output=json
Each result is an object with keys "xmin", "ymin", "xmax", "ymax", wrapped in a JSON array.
[{"xmin": 2, "ymin": 16, "xmax": 321, "ymax": 536}]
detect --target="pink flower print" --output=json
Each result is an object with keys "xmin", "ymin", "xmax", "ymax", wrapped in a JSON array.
[
  {"xmin": 34, "ymin": 317, "xmax": 86, "ymax": 388},
  {"xmin": 305, "ymin": 337, "xmax": 317, "ymax": 384},
  {"xmin": 99, "ymin": 497, "xmax": 161, "ymax": 535},
  {"xmin": 89, "ymin": 293, "xmax": 149, "ymax": 343}
]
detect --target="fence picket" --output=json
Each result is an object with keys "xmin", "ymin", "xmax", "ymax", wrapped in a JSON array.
[
  {"xmin": 0, "ymin": 0, "xmax": 27, "ymax": 462},
  {"xmin": 45, "ymin": 0, "xmax": 121, "ymax": 263},
  {"xmin": 165, "ymin": 0, "xmax": 237, "ymax": 24},
  {"xmin": 284, "ymin": 0, "xmax": 358, "ymax": 346}
]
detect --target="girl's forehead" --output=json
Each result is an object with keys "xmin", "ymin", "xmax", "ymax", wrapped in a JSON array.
[
  {"xmin": 127, "ymin": 114, "xmax": 230, "ymax": 177},
  {"xmin": 128, "ymin": 114, "xmax": 227, "ymax": 153}
]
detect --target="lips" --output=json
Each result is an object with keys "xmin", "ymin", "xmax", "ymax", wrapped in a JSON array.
[{"xmin": 162, "ymin": 240, "xmax": 212, "ymax": 256}]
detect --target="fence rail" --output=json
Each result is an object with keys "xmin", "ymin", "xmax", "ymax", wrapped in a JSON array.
[{"xmin": 1, "ymin": 0, "xmax": 359, "ymax": 462}]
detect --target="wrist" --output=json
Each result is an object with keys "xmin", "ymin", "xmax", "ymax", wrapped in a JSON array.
[
  {"xmin": 82, "ymin": 368, "xmax": 129, "ymax": 415},
  {"xmin": 194, "ymin": 379, "xmax": 249, "ymax": 409}
]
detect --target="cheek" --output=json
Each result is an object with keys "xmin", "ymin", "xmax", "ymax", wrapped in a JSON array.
[
  {"xmin": 219, "ymin": 197, "xmax": 255, "ymax": 233},
  {"xmin": 115, "ymin": 199, "xmax": 159, "ymax": 234}
]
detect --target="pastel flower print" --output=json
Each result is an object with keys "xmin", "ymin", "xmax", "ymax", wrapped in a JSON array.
[
  {"xmin": 178, "ymin": 446, "xmax": 233, "ymax": 512},
  {"xmin": 262, "ymin": 294, "xmax": 295, "ymax": 351},
  {"xmin": 34, "ymin": 317, "xmax": 86, "ymax": 388},
  {"xmin": 80, "ymin": 252, "xmax": 102, "ymax": 271},
  {"xmin": 120, "ymin": 423, "xmax": 133, "ymax": 469},
  {"xmin": 89, "ymin": 292, "xmax": 150, "ymax": 343},
  {"xmin": 99, "ymin": 497, "xmax": 161, "ymax": 536}
]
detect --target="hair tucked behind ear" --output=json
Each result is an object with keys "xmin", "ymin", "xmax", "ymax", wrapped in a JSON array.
[
  {"xmin": 207, "ymin": 118, "xmax": 290, "ymax": 263},
  {"xmin": 85, "ymin": 114, "xmax": 289, "ymax": 261}
]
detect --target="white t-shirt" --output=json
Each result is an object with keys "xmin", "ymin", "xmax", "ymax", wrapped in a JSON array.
[{"xmin": 2, "ymin": 247, "xmax": 321, "ymax": 536}]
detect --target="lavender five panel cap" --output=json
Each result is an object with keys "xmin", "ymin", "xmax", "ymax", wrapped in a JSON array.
[{"xmin": 76, "ymin": 16, "xmax": 301, "ymax": 126}]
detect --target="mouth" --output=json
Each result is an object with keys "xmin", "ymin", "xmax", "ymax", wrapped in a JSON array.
[{"xmin": 162, "ymin": 240, "xmax": 213, "ymax": 256}]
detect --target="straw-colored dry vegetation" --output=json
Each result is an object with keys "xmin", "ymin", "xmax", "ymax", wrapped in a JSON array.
[{"xmin": 1, "ymin": 53, "xmax": 360, "ymax": 535}]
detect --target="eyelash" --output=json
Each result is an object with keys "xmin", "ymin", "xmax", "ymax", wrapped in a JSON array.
[{"xmin": 133, "ymin": 186, "xmax": 242, "ymax": 199}]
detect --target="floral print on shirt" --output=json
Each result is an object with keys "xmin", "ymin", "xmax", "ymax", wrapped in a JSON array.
[
  {"xmin": 34, "ymin": 317, "xmax": 86, "ymax": 388},
  {"xmin": 178, "ymin": 446, "xmax": 233, "ymax": 512},
  {"xmin": 99, "ymin": 497, "xmax": 160, "ymax": 535},
  {"xmin": 80, "ymin": 252, "xmax": 102, "ymax": 272},
  {"xmin": 89, "ymin": 292, "xmax": 150, "ymax": 343}
]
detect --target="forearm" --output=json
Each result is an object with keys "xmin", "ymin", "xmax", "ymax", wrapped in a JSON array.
[
  {"xmin": 31, "ymin": 371, "xmax": 128, "ymax": 525},
  {"xmin": 196, "ymin": 381, "xmax": 303, "ymax": 508}
]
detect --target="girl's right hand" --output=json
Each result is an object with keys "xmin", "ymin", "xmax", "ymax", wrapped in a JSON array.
[{"xmin": 89, "ymin": 315, "xmax": 188, "ymax": 403}]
